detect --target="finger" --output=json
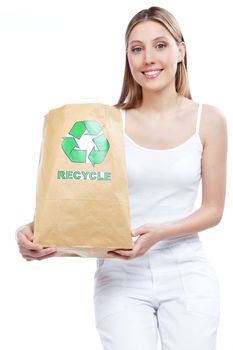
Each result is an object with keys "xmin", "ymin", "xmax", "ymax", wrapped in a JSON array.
[
  {"xmin": 23, "ymin": 227, "xmax": 33, "ymax": 241},
  {"xmin": 108, "ymin": 249, "xmax": 134, "ymax": 258},
  {"xmin": 18, "ymin": 231, "xmax": 42, "ymax": 250},
  {"xmin": 16, "ymin": 225, "xmax": 33, "ymax": 241},
  {"xmin": 33, "ymin": 247, "xmax": 57, "ymax": 258},
  {"xmin": 107, "ymin": 251, "xmax": 129, "ymax": 260},
  {"xmin": 111, "ymin": 250, "xmax": 131, "ymax": 256},
  {"xmin": 36, "ymin": 251, "xmax": 58, "ymax": 260},
  {"xmin": 20, "ymin": 247, "xmax": 57, "ymax": 259},
  {"xmin": 131, "ymin": 230, "xmax": 138, "ymax": 237},
  {"xmin": 119, "ymin": 237, "xmax": 142, "ymax": 256},
  {"xmin": 24, "ymin": 251, "xmax": 57, "ymax": 261},
  {"xmin": 131, "ymin": 225, "xmax": 150, "ymax": 237},
  {"xmin": 131, "ymin": 229, "xmax": 140, "ymax": 237},
  {"xmin": 130, "ymin": 236, "xmax": 148, "ymax": 256}
]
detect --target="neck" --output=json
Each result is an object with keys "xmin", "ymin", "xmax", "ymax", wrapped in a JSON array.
[{"xmin": 138, "ymin": 85, "xmax": 185, "ymax": 119}]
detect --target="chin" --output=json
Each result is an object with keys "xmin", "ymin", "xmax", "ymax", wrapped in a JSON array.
[
  {"xmin": 142, "ymin": 84, "xmax": 164, "ymax": 93},
  {"xmin": 142, "ymin": 78, "xmax": 176, "ymax": 94}
]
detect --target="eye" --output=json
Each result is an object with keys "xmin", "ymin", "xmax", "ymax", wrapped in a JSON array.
[
  {"xmin": 130, "ymin": 47, "xmax": 143, "ymax": 54},
  {"xmin": 156, "ymin": 43, "xmax": 167, "ymax": 49}
]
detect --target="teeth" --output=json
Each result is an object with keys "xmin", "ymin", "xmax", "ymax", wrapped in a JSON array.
[{"xmin": 144, "ymin": 70, "xmax": 161, "ymax": 76}]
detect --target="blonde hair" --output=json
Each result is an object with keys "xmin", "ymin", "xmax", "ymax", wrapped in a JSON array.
[{"xmin": 114, "ymin": 6, "xmax": 192, "ymax": 110}]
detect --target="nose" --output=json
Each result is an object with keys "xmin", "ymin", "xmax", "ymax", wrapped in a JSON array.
[{"xmin": 144, "ymin": 48, "xmax": 155, "ymax": 65}]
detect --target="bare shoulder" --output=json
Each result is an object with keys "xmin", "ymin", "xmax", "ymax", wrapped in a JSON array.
[
  {"xmin": 201, "ymin": 104, "xmax": 227, "ymax": 148},
  {"xmin": 202, "ymin": 103, "xmax": 227, "ymax": 124}
]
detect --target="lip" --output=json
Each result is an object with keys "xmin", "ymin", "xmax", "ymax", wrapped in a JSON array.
[
  {"xmin": 142, "ymin": 69, "xmax": 163, "ymax": 79},
  {"xmin": 142, "ymin": 69, "xmax": 163, "ymax": 73}
]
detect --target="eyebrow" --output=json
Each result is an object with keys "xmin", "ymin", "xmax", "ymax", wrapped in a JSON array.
[{"xmin": 129, "ymin": 36, "xmax": 169, "ymax": 45}]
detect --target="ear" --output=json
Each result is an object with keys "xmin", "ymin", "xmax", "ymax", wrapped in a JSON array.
[{"xmin": 177, "ymin": 41, "xmax": 186, "ymax": 63}]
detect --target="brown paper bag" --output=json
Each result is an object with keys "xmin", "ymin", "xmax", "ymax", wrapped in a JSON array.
[{"xmin": 33, "ymin": 103, "xmax": 133, "ymax": 257}]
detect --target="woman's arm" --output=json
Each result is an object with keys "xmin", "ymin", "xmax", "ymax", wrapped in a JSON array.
[
  {"xmin": 159, "ymin": 104, "xmax": 228, "ymax": 240},
  {"xmin": 108, "ymin": 105, "xmax": 228, "ymax": 259}
]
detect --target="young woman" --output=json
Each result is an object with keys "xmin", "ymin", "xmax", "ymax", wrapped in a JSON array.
[{"xmin": 16, "ymin": 6, "xmax": 227, "ymax": 350}]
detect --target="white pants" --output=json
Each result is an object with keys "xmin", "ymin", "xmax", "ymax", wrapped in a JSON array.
[{"xmin": 93, "ymin": 236, "xmax": 220, "ymax": 350}]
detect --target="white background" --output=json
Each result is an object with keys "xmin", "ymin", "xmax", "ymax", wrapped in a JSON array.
[{"xmin": 1, "ymin": 0, "xmax": 232, "ymax": 349}]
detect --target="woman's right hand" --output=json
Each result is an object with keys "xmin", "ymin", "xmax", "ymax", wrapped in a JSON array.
[{"xmin": 16, "ymin": 222, "xmax": 57, "ymax": 261}]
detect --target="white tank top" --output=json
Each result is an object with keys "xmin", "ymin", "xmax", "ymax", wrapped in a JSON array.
[{"xmin": 121, "ymin": 104, "xmax": 203, "ymax": 250}]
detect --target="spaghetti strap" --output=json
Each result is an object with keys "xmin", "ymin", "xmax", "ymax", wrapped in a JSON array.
[
  {"xmin": 122, "ymin": 106, "xmax": 203, "ymax": 137},
  {"xmin": 195, "ymin": 104, "xmax": 202, "ymax": 135}
]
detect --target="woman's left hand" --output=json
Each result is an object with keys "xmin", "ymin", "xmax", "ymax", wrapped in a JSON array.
[{"xmin": 107, "ymin": 223, "xmax": 164, "ymax": 259}]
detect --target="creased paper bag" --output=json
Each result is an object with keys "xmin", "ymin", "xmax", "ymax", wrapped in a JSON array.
[{"xmin": 33, "ymin": 103, "xmax": 133, "ymax": 257}]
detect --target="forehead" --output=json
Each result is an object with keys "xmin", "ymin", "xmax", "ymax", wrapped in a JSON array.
[{"xmin": 128, "ymin": 20, "xmax": 173, "ymax": 44}]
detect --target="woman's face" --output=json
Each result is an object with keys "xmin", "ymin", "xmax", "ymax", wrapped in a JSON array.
[{"xmin": 127, "ymin": 20, "xmax": 185, "ymax": 93}]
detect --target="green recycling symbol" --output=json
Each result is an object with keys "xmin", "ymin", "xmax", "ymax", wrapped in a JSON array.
[{"xmin": 61, "ymin": 120, "xmax": 110, "ymax": 166}]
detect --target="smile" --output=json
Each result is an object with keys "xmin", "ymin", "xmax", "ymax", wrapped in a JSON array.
[{"xmin": 142, "ymin": 69, "xmax": 163, "ymax": 79}]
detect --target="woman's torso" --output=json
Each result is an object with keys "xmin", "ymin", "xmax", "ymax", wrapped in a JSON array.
[{"xmin": 120, "ymin": 101, "xmax": 204, "ymax": 250}]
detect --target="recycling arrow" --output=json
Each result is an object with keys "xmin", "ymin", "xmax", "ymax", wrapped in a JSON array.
[
  {"xmin": 61, "ymin": 120, "xmax": 110, "ymax": 166},
  {"xmin": 62, "ymin": 137, "xmax": 86, "ymax": 163},
  {"xmin": 89, "ymin": 134, "xmax": 110, "ymax": 165}
]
